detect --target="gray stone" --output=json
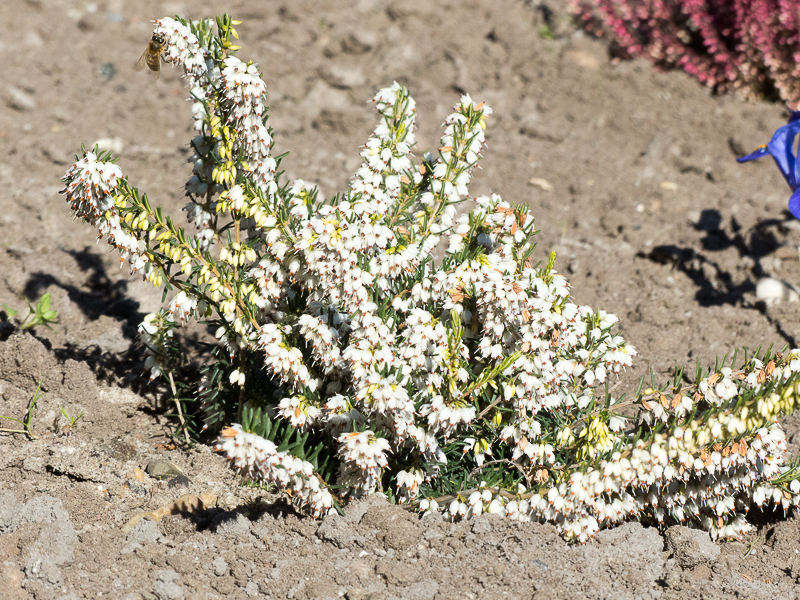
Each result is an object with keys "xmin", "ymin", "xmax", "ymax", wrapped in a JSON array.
[
  {"xmin": 317, "ymin": 512, "xmax": 365, "ymax": 549},
  {"xmin": 211, "ymin": 512, "xmax": 252, "ymax": 538},
  {"xmin": 244, "ymin": 581, "xmax": 259, "ymax": 596},
  {"xmin": 665, "ymin": 525, "xmax": 721, "ymax": 568},
  {"xmin": 27, "ymin": 516, "xmax": 77, "ymax": 565},
  {"xmin": 126, "ymin": 518, "xmax": 162, "ymax": 545},
  {"xmin": 0, "ymin": 491, "xmax": 20, "ymax": 532},
  {"xmin": 400, "ymin": 580, "xmax": 438, "ymax": 600},
  {"xmin": 212, "ymin": 556, "xmax": 228, "ymax": 577},
  {"xmin": 14, "ymin": 495, "xmax": 71, "ymax": 529},
  {"xmin": 153, "ymin": 570, "xmax": 184, "ymax": 600},
  {"xmin": 16, "ymin": 496, "xmax": 77, "ymax": 591}
]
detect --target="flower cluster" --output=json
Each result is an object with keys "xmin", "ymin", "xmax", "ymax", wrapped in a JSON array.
[
  {"xmin": 137, "ymin": 311, "xmax": 175, "ymax": 381},
  {"xmin": 569, "ymin": 0, "xmax": 800, "ymax": 104},
  {"xmin": 435, "ymin": 378, "xmax": 800, "ymax": 542},
  {"xmin": 337, "ymin": 430, "xmax": 391, "ymax": 497},
  {"xmin": 220, "ymin": 56, "xmax": 276, "ymax": 195},
  {"xmin": 60, "ymin": 151, "xmax": 150, "ymax": 278},
  {"xmin": 153, "ymin": 17, "xmax": 208, "ymax": 78},
  {"xmin": 216, "ymin": 424, "xmax": 333, "ymax": 517},
  {"xmin": 60, "ymin": 14, "xmax": 800, "ymax": 539}
]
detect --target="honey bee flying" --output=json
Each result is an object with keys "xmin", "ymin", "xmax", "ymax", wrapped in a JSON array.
[{"xmin": 135, "ymin": 32, "xmax": 166, "ymax": 79}]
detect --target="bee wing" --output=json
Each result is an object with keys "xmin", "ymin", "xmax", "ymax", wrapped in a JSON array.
[
  {"xmin": 135, "ymin": 48, "xmax": 149, "ymax": 72},
  {"xmin": 153, "ymin": 62, "xmax": 160, "ymax": 80}
]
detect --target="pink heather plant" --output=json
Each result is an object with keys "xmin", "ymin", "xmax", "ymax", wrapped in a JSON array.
[{"xmin": 569, "ymin": 0, "xmax": 800, "ymax": 104}]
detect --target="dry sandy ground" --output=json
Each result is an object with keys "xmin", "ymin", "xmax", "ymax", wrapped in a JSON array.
[{"xmin": 2, "ymin": 0, "xmax": 800, "ymax": 598}]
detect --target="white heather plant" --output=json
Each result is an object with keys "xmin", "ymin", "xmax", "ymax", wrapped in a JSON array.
[{"xmin": 61, "ymin": 14, "xmax": 800, "ymax": 542}]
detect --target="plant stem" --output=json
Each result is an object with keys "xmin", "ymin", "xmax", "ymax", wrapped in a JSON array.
[
  {"xmin": 168, "ymin": 372, "xmax": 190, "ymax": 445},
  {"xmin": 0, "ymin": 427, "xmax": 37, "ymax": 440}
]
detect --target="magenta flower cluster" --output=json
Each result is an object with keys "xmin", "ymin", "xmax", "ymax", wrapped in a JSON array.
[{"xmin": 568, "ymin": 0, "xmax": 800, "ymax": 103}]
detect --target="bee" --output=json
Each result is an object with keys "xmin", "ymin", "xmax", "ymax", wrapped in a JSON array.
[{"xmin": 135, "ymin": 32, "xmax": 166, "ymax": 79}]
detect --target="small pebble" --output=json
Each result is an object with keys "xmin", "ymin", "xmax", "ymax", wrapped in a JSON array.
[
  {"xmin": 755, "ymin": 277, "xmax": 799, "ymax": 303},
  {"xmin": 6, "ymin": 87, "xmax": 37, "ymax": 111},
  {"xmin": 212, "ymin": 556, "xmax": 228, "ymax": 577},
  {"xmin": 167, "ymin": 475, "xmax": 190, "ymax": 489},
  {"xmin": 341, "ymin": 31, "xmax": 376, "ymax": 54},
  {"xmin": 93, "ymin": 137, "xmax": 124, "ymax": 155},
  {"xmin": 97, "ymin": 63, "xmax": 117, "ymax": 81},
  {"xmin": 145, "ymin": 460, "xmax": 184, "ymax": 480},
  {"xmin": 319, "ymin": 64, "xmax": 365, "ymax": 89}
]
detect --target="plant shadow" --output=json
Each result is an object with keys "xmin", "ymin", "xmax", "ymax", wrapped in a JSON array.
[
  {"xmin": 637, "ymin": 208, "xmax": 797, "ymax": 346},
  {"xmin": 21, "ymin": 246, "xmax": 146, "ymax": 385},
  {"xmin": 165, "ymin": 497, "xmax": 306, "ymax": 534}
]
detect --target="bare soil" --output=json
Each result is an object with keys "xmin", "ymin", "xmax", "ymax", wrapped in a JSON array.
[{"xmin": 2, "ymin": 1, "xmax": 800, "ymax": 599}]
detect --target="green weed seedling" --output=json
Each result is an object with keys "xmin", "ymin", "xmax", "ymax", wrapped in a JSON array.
[
  {"xmin": 59, "ymin": 406, "xmax": 84, "ymax": 430},
  {"xmin": 0, "ymin": 380, "xmax": 43, "ymax": 440},
  {"xmin": 2, "ymin": 293, "xmax": 59, "ymax": 331}
]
